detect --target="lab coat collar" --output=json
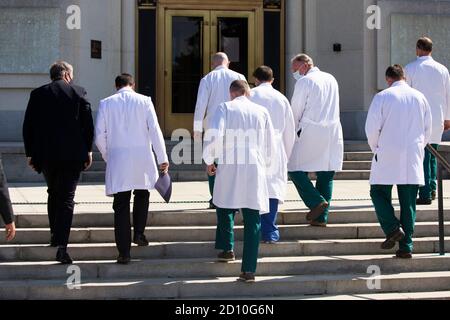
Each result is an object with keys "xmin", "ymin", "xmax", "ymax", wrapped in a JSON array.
[
  {"xmin": 307, "ymin": 67, "xmax": 320, "ymax": 75},
  {"xmin": 417, "ymin": 55, "xmax": 433, "ymax": 61},
  {"xmin": 234, "ymin": 95, "xmax": 249, "ymax": 102},
  {"xmin": 214, "ymin": 65, "xmax": 227, "ymax": 71},
  {"xmin": 257, "ymin": 82, "xmax": 273, "ymax": 88},
  {"xmin": 117, "ymin": 86, "xmax": 134, "ymax": 94},
  {"xmin": 391, "ymin": 80, "xmax": 407, "ymax": 87}
]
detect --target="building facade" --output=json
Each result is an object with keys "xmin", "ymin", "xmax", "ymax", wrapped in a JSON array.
[{"xmin": 1, "ymin": 0, "xmax": 450, "ymax": 142}]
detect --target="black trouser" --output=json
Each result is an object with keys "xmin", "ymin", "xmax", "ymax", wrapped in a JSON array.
[
  {"xmin": 42, "ymin": 166, "xmax": 81, "ymax": 247},
  {"xmin": 0, "ymin": 159, "xmax": 14, "ymax": 225},
  {"xmin": 113, "ymin": 190, "xmax": 150, "ymax": 258}
]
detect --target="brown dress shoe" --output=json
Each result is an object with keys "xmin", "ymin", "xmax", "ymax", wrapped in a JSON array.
[
  {"xmin": 395, "ymin": 250, "xmax": 412, "ymax": 259},
  {"xmin": 306, "ymin": 202, "xmax": 329, "ymax": 222},
  {"xmin": 237, "ymin": 272, "xmax": 255, "ymax": 283},
  {"xmin": 432, "ymin": 190, "xmax": 436, "ymax": 201},
  {"xmin": 217, "ymin": 251, "xmax": 235, "ymax": 262},
  {"xmin": 381, "ymin": 228, "xmax": 405, "ymax": 250},
  {"xmin": 309, "ymin": 221, "xmax": 327, "ymax": 227}
]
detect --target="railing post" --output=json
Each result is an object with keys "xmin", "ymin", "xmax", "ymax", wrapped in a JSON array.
[{"xmin": 437, "ymin": 162, "xmax": 445, "ymax": 255}]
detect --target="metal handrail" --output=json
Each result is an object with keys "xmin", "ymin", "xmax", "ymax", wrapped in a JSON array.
[{"xmin": 426, "ymin": 144, "xmax": 448, "ymax": 255}]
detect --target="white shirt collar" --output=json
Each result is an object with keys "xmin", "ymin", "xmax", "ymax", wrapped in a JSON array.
[
  {"xmin": 417, "ymin": 56, "xmax": 433, "ymax": 61},
  {"xmin": 215, "ymin": 65, "xmax": 227, "ymax": 71},
  {"xmin": 234, "ymin": 95, "xmax": 248, "ymax": 102},
  {"xmin": 117, "ymin": 86, "xmax": 134, "ymax": 94},
  {"xmin": 391, "ymin": 80, "xmax": 407, "ymax": 87},
  {"xmin": 258, "ymin": 82, "xmax": 273, "ymax": 88},
  {"xmin": 307, "ymin": 67, "xmax": 320, "ymax": 75}
]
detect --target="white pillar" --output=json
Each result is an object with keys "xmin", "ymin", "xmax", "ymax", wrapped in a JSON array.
[
  {"xmin": 121, "ymin": 0, "xmax": 135, "ymax": 75},
  {"xmin": 285, "ymin": 0, "xmax": 304, "ymax": 98}
]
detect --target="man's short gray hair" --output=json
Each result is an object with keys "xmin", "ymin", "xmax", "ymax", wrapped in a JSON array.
[
  {"xmin": 49, "ymin": 60, "xmax": 73, "ymax": 81},
  {"xmin": 291, "ymin": 54, "xmax": 314, "ymax": 67}
]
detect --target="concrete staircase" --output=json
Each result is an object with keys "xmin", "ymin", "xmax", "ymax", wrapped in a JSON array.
[
  {"xmin": 81, "ymin": 140, "xmax": 373, "ymax": 183},
  {"xmin": 0, "ymin": 141, "xmax": 372, "ymax": 183},
  {"xmin": 1, "ymin": 204, "xmax": 450, "ymax": 299}
]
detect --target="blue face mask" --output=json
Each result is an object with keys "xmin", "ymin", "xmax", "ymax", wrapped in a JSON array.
[{"xmin": 292, "ymin": 70, "xmax": 303, "ymax": 81}]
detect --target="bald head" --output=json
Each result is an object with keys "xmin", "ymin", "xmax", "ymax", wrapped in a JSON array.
[{"xmin": 212, "ymin": 52, "xmax": 230, "ymax": 69}]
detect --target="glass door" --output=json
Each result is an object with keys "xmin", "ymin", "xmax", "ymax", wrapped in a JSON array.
[
  {"xmin": 164, "ymin": 10, "xmax": 210, "ymax": 135},
  {"xmin": 211, "ymin": 11, "xmax": 255, "ymax": 83},
  {"xmin": 163, "ymin": 9, "xmax": 256, "ymax": 136}
]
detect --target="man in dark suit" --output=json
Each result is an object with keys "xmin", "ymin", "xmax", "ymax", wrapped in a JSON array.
[
  {"xmin": 0, "ymin": 157, "xmax": 16, "ymax": 242},
  {"xmin": 23, "ymin": 61, "xmax": 94, "ymax": 264}
]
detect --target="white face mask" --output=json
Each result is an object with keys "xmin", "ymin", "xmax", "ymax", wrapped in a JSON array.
[{"xmin": 292, "ymin": 70, "xmax": 303, "ymax": 81}]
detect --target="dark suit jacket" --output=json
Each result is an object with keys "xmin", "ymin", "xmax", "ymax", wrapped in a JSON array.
[
  {"xmin": 22, "ymin": 80, "xmax": 94, "ymax": 173},
  {"xmin": 0, "ymin": 157, "xmax": 14, "ymax": 225}
]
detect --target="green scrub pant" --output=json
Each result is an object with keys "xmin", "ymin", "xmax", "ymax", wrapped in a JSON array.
[
  {"xmin": 419, "ymin": 144, "xmax": 438, "ymax": 200},
  {"xmin": 215, "ymin": 207, "xmax": 261, "ymax": 273},
  {"xmin": 370, "ymin": 185, "xmax": 419, "ymax": 253},
  {"xmin": 288, "ymin": 171, "xmax": 335, "ymax": 223}
]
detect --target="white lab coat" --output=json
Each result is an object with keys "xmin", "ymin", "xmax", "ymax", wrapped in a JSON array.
[
  {"xmin": 95, "ymin": 87, "xmax": 168, "ymax": 196},
  {"xmin": 193, "ymin": 65, "xmax": 246, "ymax": 133},
  {"xmin": 288, "ymin": 67, "xmax": 344, "ymax": 172},
  {"xmin": 203, "ymin": 96, "xmax": 276, "ymax": 214},
  {"xmin": 250, "ymin": 83, "xmax": 296, "ymax": 202},
  {"xmin": 405, "ymin": 56, "xmax": 450, "ymax": 144},
  {"xmin": 365, "ymin": 81, "xmax": 432, "ymax": 185}
]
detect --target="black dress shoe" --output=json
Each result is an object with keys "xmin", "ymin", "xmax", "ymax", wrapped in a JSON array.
[
  {"xmin": 381, "ymin": 228, "xmax": 405, "ymax": 250},
  {"xmin": 133, "ymin": 233, "xmax": 149, "ymax": 246},
  {"xmin": 209, "ymin": 199, "xmax": 217, "ymax": 209},
  {"xmin": 116, "ymin": 256, "xmax": 131, "ymax": 264},
  {"xmin": 395, "ymin": 250, "xmax": 413, "ymax": 259},
  {"xmin": 56, "ymin": 248, "xmax": 73, "ymax": 264},
  {"xmin": 416, "ymin": 198, "xmax": 432, "ymax": 205},
  {"xmin": 432, "ymin": 190, "xmax": 437, "ymax": 201}
]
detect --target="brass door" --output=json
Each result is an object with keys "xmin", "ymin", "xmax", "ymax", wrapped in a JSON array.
[{"xmin": 163, "ymin": 9, "xmax": 258, "ymax": 136}]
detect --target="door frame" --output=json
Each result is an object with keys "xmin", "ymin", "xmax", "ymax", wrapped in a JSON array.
[
  {"xmin": 156, "ymin": 0, "xmax": 264, "ymax": 136},
  {"xmin": 164, "ymin": 10, "xmax": 211, "ymax": 134}
]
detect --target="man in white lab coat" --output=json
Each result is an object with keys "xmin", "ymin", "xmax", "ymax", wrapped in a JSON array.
[
  {"xmin": 405, "ymin": 37, "xmax": 450, "ymax": 205},
  {"xmin": 203, "ymin": 80, "xmax": 275, "ymax": 283},
  {"xmin": 193, "ymin": 52, "xmax": 246, "ymax": 208},
  {"xmin": 366, "ymin": 65, "xmax": 432, "ymax": 258},
  {"xmin": 95, "ymin": 74, "xmax": 169, "ymax": 264},
  {"xmin": 250, "ymin": 66, "xmax": 295, "ymax": 243},
  {"xmin": 288, "ymin": 54, "xmax": 344, "ymax": 227}
]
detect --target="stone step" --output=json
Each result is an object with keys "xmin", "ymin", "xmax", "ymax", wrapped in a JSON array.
[
  {"xmin": 1, "ymin": 238, "xmax": 448, "ymax": 261},
  {"xmin": 89, "ymin": 161, "xmax": 206, "ymax": 172},
  {"xmin": 92, "ymin": 152, "xmax": 103, "ymax": 161},
  {"xmin": 343, "ymin": 141, "xmax": 371, "ymax": 152},
  {"xmin": 344, "ymin": 152, "xmax": 373, "ymax": 161},
  {"xmin": 342, "ymin": 161, "xmax": 372, "ymax": 170},
  {"xmin": 79, "ymin": 171, "xmax": 105, "ymax": 183},
  {"xmin": 2, "ymin": 270, "xmax": 450, "ymax": 299},
  {"xmin": 81, "ymin": 169, "xmax": 371, "ymax": 182},
  {"xmin": 13, "ymin": 209, "xmax": 450, "ymax": 228},
  {"xmin": 89, "ymin": 162, "xmax": 106, "ymax": 171},
  {"xmin": 80, "ymin": 170, "xmax": 210, "ymax": 182},
  {"xmin": 206, "ymin": 290, "xmax": 450, "ymax": 300},
  {"xmin": 333, "ymin": 170, "xmax": 371, "ymax": 180},
  {"xmin": 0, "ymin": 254, "xmax": 448, "ymax": 281},
  {"xmin": 170, "ymin": 170, "xmax": 208, "ymax": 182},
  {"xmin": 2, "ymin": 222, "xmax": 449, "ymax": 244}
]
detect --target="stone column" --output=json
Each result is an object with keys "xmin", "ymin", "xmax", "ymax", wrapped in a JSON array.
[
  {"xmin": 285, "ymin": 0, "xmax": 304, "ymax": 98},
  {"xmin": 121, "ymin": 0, "xmax": 136, "ymax": 75}
]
